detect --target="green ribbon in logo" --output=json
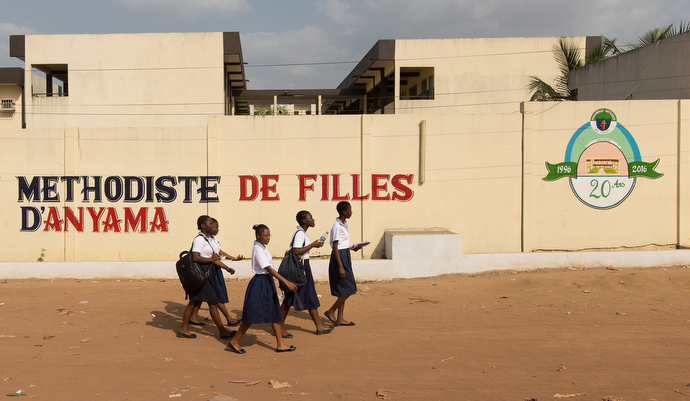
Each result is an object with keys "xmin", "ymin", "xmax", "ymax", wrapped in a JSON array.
[
  {"xmin": 543, "ymin": 162, "xmax": 577, "ymax": 181},
  {"xmin": 628, "ymin": 159, "xmax": 663, "ymax": 178}
]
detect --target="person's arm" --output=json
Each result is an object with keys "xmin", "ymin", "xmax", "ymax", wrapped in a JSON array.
[
  {"xmin": 192, "ymin": 252, "xmax": 219, "ymax": 264},
  {"xmin": 332, "ymin": 240, "xmax": 346, "ymax": 278},
  {"xmin": 213, "ymin": 259, "xmax": 235, "ymax": 274},
  {"xmin": 265, "ymin": 266, "xmax": 297, "ymax": 291},
  {"xmin": 219, "ymin": 249, "xmax": 244, "ymax": 261},
  {"xmin": 293, "ymin": 240, "xmax": 324, "ymax": 256}
]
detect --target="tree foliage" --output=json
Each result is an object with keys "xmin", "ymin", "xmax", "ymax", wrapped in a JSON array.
[
  {"xmin": 527, "ymin": 20, "xmax": 690, "ymax": 102},
  {"xmin": 527, "ymin": 38, "xmax": 582, "ymax": 101}
]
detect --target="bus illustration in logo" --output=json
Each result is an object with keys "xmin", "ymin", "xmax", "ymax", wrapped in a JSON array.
[{"xmin": 544, "ymin": 109, "xmax": 662, "ymax": 209}]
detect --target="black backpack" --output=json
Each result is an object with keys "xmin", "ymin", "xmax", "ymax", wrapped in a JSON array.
[
  {"xmin": 277, "ymin": 231, "xmax": 307, "ymax": 293},
  {"xmin": 176, "ymin": 235, "xmax": 210, "ymax": 294}
]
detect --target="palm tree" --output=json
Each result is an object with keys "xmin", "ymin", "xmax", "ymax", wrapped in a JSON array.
[
  {"xmin": 586, "ymin": 36, "xmax": 623, "ymax": 63},
  {"xmin": 527, "ymin": 20, "xmax": 689, "ymax": 102},
  {"xmin": 627, "ymin": 24, "xmax": 674, "ymax": 50},
  {"xmin": 527, "ymin": 38, "xmax": 583, "ymax": 101},
  {"xmin": 627, "ymin": 20, "xmax": 690, "ymax": 50},
  {"xmin": 668, "ymin": 19, "xmax": 690, "ymax": 37}
]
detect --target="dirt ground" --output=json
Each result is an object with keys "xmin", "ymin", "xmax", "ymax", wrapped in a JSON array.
[{"xmin": 1, "ymin": 266, "xmax": 689, "ymax": 401}]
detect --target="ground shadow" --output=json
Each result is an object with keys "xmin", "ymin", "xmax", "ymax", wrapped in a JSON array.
[{"xmin": 145, "ymin": 299, "xmax": 333, "ymax": 349}]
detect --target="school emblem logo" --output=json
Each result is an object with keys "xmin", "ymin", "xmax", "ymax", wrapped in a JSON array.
[{"xmin": 544, "ymin": 109, "xmax": 662, "ymax": 209}]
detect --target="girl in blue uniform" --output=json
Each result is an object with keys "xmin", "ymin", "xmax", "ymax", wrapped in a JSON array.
[
  {"xmin": 177, "ymin": 215, "xmax": 237, "ymax": 339},
  {"xmin": 188, "ymin": 218, "xmax": 244, "ymax": 327},
  {"xmin": 280, "ymin": 210, "xmax": 334, "ymax": 337},
  {"xmin": 227, "ymin": 224, "xmax": 297, "ymax": 354},
  {"xmin": 324, "ymin": 201, "xmax": 366, "ymax": 327}
]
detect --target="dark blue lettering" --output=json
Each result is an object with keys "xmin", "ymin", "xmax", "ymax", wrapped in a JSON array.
[
  {"xmin": 17, "ymin": 176, "xmax": 41, "ymax": 202},
  {"xmin": 198, "ymin": 176, "xmax": 221, "ymax": 203},
  {"xmin": 124, "ymin": 176, "xmax": 145, "ymax": 203},
  {"xmin": 155, "ymin": 176, "xmax": 177, "ymax": 203},
  {"xmin": 42, "ymin": 176, "xmax": 60, "ymax": 202},
  {"xmin": 20, "ymin": 206, "xmax": 41, "ymax": 231},
  {"xmin": 177, "ymin": 176, "xmax": 198, "ymax": 204},
  {"xmin": 61, "ymin": 176, "xmax": 81, "ymax": 202},
  {"xmin": 81, "ymin": 176, "xmax": 103, "ymax": 202},
  {"xmin": 104, "ymin": 176, "xmax": 123, "ymax": 202}
]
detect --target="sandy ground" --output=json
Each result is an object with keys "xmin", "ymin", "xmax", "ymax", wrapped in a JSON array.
[{"xmin": 1, "ymin": 266, "xmax": 689, "ymax": 401}]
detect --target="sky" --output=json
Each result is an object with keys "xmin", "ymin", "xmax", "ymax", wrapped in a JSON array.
[{"xmin": 0, "ymin": 0, "xmax": 688, "ymax": 89}]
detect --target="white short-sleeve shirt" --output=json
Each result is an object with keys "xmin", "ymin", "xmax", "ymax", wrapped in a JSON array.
[
  {"xmin": 191, "ymin": 233, "xmax": 219, "ymax": 258},
  {"xmin": 291, "ymin": 227, "xmax": 310, "ymax": 260},
  {"xmin": 211, "ymin": 236, "xmax": 222, "ymax": 253},
  {"xmin": 251, "ymin": 241, "xmax": 273, "ymax": 275},
  {"xmin": 329, "ymin": 218, "xmax": 350, "ymax": 250}
]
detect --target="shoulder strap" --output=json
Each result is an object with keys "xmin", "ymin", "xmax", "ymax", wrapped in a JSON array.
[
  {"xmin": 290, "ymin": 230, "xmax": 309, "ymax": 249},
  {"xmin": 289, "ymin": 230, "xmax": 300, "ymax": 249},
  {"xmin": 190, "ymin": 234, "xmax": 213, "ymax": 251}
]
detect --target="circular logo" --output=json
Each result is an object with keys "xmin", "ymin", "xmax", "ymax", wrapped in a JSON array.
[{"xmin": 565, "ymin": 109, "xmax": 639, "ymax": 209}]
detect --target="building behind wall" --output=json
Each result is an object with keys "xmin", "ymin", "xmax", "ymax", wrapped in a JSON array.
[
  {"xmin": 569, "ymin": 31, "xmax": 690, "ymax": 101},
  {"xmin": 323, "ymin": 37, "xmax": 598, "ymax": 115},
  {"xmin": 4, "ymin": 32, "xmax": 247, "ymax": 129},
  {"xmin": 0, "ymin": 32, "xmax": 599, "ymax": 129}
]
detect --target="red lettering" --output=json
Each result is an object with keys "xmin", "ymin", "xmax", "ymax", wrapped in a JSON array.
[
  {"xmin": 64, "ymin": 207, "xmax": 84, "ymax": 232},
  {"xmin": 43, "ymin": 207, "xmax": 63, "ymax": 231},
  {"xmin": 351, "ymin": 174, "xmax": 370, "ymax": 201},
  {"xmin": 331, "ymin": 174, "xmax": 350, "ymax": 201},
  {"xmin": 260, "ymin": 175, "xmax": 280, "ymax": 201},
  {"xmin": 124, "ymin": 207, "xmax": 148, "ymax": 233},
  {"xmin": 391, "ymin": 174, "xmax": 414, "ymax": 202},
  {"xmin": 297, "ymin": 174, "xmax": 318, "ymax": 201},
  {"xmin": 239, "ymin": 175, "xmax": 259, "ymax": 201},
  {"xmin": 320, "ymin": 174, "xmax": 330, "ymax": 201},
  {"xmin": 87, "ymin": 207, "xmax": 105, "ymax": 232},
  {"xmin": 371, "ymin": 174, "xmax": 391, "ymax": 201},
  {"xmin": 150, "ymin": 207, "xmax": 169, "ymax": 232},
  {"xmin": 103, "ymin": 208, "xmax": 122, "ymax": 232}
]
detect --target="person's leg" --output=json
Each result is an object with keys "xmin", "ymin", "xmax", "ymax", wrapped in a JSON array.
[
  {"xmin": 217, "ymin": 303, "xmax": 239, "ymax": 325},
  {"xmin": 280, "ymin": 303, "xmax": 291, "ymax": 336},
  {"xmin": 190, "ymin": 304, "xmax": 203, "ymax": 325},
  {"xmin": 338, "ymin": 301, "xmax": 342, "ymax": 324},
  {"xmin": 208, "ymin": 303, "xmax": 234, "ymax": 336},
  {"xmin": 179, "ymin": 300, "xmax": 200, "ymax": 335},
  {"xmin": 328, "ymin": 296, "xmax": 351, "ymax": 325},
  {"xmin": 326, "ymin": 296, "xmax": 348, "ymax": 325},
  {"xmin": 227, "ymin": 321, "xmax": 250, "ymax": 352},
  {"xmin": 309, "ymin": 309, "xmax": 329, "ymax": 331},
  {"xmin": 272, "ymin": 321, "xmax": 294, "ymax": 351}
]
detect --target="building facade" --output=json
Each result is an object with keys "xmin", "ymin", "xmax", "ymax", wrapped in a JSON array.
[{"xmin": 1, "ymin": 32, "xmax": 687, "ymax": 266}]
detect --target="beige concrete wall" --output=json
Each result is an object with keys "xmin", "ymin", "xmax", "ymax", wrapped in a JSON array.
[
  {"xmin": 0, "ymin": 101, "xmax": 685, "ymax": 263},
  {"xmin": 0, "ymin": 85, "xmax": 22, "ymax": 129},
  {"xmin": 1, "ymin": 126, "xmax": 211, "ymax": 262},
  {"xmin": 206, "ymin": 113, "xmax": 522, "ymax": 259},
  {"xmin": 523, "ymin": 100, "xmax": 680, "ymax": 251},
  {"xmin": 394, "ymin": 37, "xmax": 589, "ymax": 115},
  {"xmin": 570, "ymin": 32, "xmax": 690, "ymax": 101},
  {"xmin": 22, "ymin": 33, "xmax": 225, "ymax": 128}
]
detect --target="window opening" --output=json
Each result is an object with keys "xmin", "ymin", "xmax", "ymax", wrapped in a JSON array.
[{"xmin": 32, "ymin": 64, "xmax": 68, "ymax": 97}]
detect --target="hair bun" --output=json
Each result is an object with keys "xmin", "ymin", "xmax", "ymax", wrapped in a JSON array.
[{"xmin": 252, "ymin": 224, "xmax": 258, "ymax": 230}]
